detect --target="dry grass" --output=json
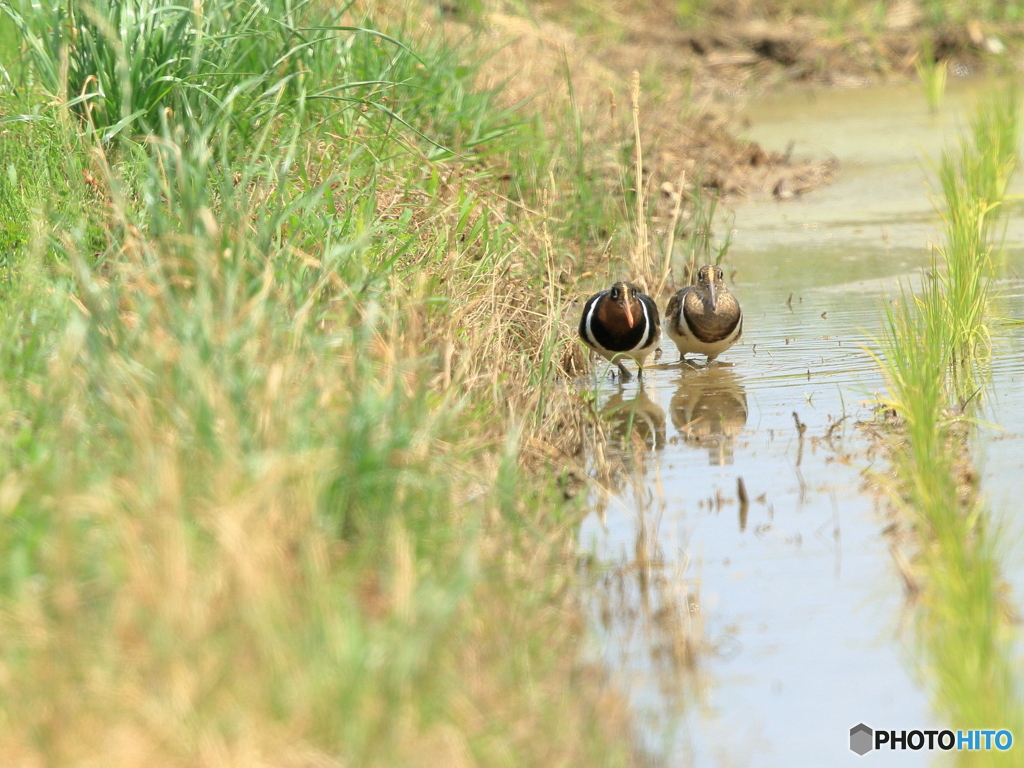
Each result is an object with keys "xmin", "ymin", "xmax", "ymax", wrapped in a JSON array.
[
  {"xmin": 0, "ymin": 143, "xmax": 635, "ymax": 768},
  {"xmin": 471, "ymin": 3, "xmax": 835, "ymax": 300},
  {"xmin": 0, "ymin": 1, "xmax": 651, "ymax": 764}
]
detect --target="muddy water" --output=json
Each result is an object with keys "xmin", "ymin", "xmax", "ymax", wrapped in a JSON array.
[{"xmin": 581, "ymin": 78, "xmax": 1024, "ymax": 766}]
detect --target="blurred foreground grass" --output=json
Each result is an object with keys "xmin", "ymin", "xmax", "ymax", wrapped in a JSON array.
[
  {"xmin": 0, "ymin": 0, "xmax": 639, "ymax": 764},
  {"xmin": 873, "ymin": 85, "xmax": 1024, "ymax": 765}
]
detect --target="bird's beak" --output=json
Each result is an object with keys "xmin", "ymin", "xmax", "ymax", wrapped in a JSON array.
[
  {"xmin": 624, "ymin": 299, "xmax": 635, "ymax": 328},
  {"xmin": 709, "ymin": 281, "xmax": 718, "ymax": 311}
]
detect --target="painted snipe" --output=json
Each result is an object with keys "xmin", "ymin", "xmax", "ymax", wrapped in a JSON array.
[
  {"xmin": 665, "ymin": 264, "xmax": 742, "ymax": 363},
  {"xmin": 579, "ymin": 281, "xmax": 660, "ymax": 380}
]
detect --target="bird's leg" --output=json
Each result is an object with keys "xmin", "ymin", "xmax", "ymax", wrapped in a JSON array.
[{"xmin": 616, "ymin": 361, "xmax": 633, "ymax": 381}]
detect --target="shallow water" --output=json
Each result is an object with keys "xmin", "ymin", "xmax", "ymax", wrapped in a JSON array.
[{"xmin": 581, "ymin": 78, "xmax": 1024, "ymax": 766}]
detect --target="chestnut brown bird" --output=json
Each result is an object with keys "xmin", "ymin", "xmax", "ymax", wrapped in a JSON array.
[
  {"xmin": 665, "ymin": 265, "xmax": 742, "ymax": 363},
  {"xmin": 579, "ymin": 281, "xmax": 660, "ymax": 380}
]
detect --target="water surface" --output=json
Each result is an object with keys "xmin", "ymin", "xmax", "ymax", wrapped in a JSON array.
[{"xmin": 582, "ymin": 78, "xmax": 1024, "ymax": 766}]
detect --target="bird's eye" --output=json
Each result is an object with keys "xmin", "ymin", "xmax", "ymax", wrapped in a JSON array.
[{"xmin": 610, "ymin": 288, "xmax": 619, "ymax": 300}]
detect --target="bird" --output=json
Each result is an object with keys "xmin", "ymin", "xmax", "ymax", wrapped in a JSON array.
[
  {"xmin": 578, "ymin": 281, "xmax": 660, "ymax": 380},
  {"xmin": 665, "ymin": 264, "xmax": 742, "ymax": 363}
]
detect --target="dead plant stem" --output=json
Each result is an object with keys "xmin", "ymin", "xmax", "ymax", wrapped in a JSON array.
[
  {"xmin": 630, "ymin": 71, "xmax": 650, "ymax": 291},
  {"xmin": 658, "ymin": 170, "xmax": 686, "ymax": 296}
]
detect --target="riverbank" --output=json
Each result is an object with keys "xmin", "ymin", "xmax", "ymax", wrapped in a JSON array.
[{"xmin": 0, "ymin": 1, "xmax": 640, "ymax": 764}]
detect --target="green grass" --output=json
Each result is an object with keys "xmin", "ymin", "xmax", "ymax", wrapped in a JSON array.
[
  {"xmin": 668, "ymin": 0, "xmax": 1024, "ymax": 28},
  {"xmin": 872, "ymin": 84, "xmax": 1024, "ymax": 759},
  {"xmin": 0, "ymin": 111, "xmax": 103, "ymax": 280},
  {"xmin": 920, "ymin": 0, "xmax": 1024, "ymax": 24},
  {"xmin": 935, "ymin": 84, "xmax": 1020, "ymax": 398},
  {"xmin": 915, "ymin": 38, "xmax": 948, "ymax": 113},
  {"xmin": 0, "ymin": 1, "xmax": 639, "ymax": 765}
]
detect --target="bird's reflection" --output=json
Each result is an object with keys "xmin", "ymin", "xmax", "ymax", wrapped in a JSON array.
[
  {"xmin": 670, "ymin": 363, "xmax": 748, "ymax": 465},
  {"xmin": 601, "ymin": 386, "xmax": 667, "ymax": 452}
]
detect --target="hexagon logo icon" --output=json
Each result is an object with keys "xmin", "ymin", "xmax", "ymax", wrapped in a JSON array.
[{"xmin": 850, "ymin": 723, "xmax": 873, "ymax": 755}]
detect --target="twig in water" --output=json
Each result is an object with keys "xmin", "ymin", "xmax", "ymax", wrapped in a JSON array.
[{"xmin": 737, "ymin": 476, "xmax": 749, "ymax": 532}]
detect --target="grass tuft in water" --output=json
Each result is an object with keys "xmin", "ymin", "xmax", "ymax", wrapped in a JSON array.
[
  {"xmin": 934, "ymin": 83, "xmax": 1020, "ymax": 398},
  {"xmin": 872, "ymin": 83, "xmax": 1024, "ymax": 754},
  {"xmin": 915, "ymin": 38, "xmax": 948, "ymax": 113}
]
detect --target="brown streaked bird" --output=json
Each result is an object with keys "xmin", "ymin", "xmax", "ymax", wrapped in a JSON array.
[
  {"xmin": 579, "ymin": 281, "xmax": 660, "ymax": 380},
  {"xmin": 665, "ymin": 264, "xmax": 742, "ymax": 363}
]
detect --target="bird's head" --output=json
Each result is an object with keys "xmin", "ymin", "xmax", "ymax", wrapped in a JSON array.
[
  {"xmin": 609, "ymin": 281, "xmax": 642, "ymax": 328},
  {"xmin": 696, "ymin": 265, "xmax": 726, "ymax": 311}
]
